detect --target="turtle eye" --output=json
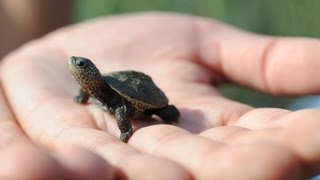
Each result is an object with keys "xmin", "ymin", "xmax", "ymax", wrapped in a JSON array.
[{"xmin": 76, "ymin": 60, "xmax": 86, "ymax": 67}]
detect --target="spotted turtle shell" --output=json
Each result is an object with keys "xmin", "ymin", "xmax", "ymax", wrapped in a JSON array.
[{"xmin": 103, "ymin": 71, "xmax": 168, "ymax": 110}]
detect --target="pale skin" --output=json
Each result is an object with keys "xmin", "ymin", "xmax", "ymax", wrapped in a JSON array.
[
  {"xmin": 0, "ymin": 87, "xmax": 114, "ymax": 179},
  {"xmin": 1, "ymin": 12, "xmax": 320, "ymax": 179}
]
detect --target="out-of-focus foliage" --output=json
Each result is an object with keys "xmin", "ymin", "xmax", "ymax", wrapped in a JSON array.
[{"xmin": 74, "ymin": 0, "xmax": 320, "ymax": 37}]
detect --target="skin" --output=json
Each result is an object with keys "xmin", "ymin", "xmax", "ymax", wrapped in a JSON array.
[
  {"xmin": 0, "ymin": 86, "xmax": 114, "ymax": 179},
  {"xmin": 2, "ymin": 12, "xmax": 320, "ymax": 179},
  {"xmin": 68, "ymin": 56, "xmax": 180, "ymax": 142}
]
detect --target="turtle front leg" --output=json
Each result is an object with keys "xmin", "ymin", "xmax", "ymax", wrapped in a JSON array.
[
  {"xmin": 74, "ymin": 88, "xmax": 89, "ymax": 104},
  {"xmin": 115, "ymin": 106, "xmax": 133, "ymax": 142}
]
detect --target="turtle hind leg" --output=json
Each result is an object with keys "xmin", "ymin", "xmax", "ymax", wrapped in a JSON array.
[{"xmin": 150, "ymin": 105, "xmax": 180, "ymax": 124}]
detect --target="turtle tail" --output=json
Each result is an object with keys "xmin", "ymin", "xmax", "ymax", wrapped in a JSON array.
[{"xmin": 150, "ymin": 105, "xmax": 180, "ymax": 123}]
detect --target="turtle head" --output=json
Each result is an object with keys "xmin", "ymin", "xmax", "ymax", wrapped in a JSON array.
[{"xmin": 68, "ymin": 56, "xmax": 102, "ymax": 88}]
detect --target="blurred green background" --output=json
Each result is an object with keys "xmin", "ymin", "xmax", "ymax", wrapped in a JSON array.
[{"xmin": 73, "ymin": 0, "xmax": 320, "ymax": 108}]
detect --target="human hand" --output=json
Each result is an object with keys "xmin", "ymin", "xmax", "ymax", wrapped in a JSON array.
[
  {"xmin": 0, "ymin": 87, "xmax": 114, "ymax": 179},
  {"xmin": 2, "ymin": 12, "xmax": 320, "ymax": 179}
]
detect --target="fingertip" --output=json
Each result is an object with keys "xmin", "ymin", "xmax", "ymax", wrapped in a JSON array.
[
  {"xmin": 200, "ymin": 25, "xmax": 320, "ymax": 95},
  {"xmin": 265, "ymin": 38, "xmax": 320, "ymax": 95}
]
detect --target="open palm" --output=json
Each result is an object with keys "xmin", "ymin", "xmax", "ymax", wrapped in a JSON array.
[{"xmin": 2, "ymin": 12, "xmax": 320, "ymax": 179}]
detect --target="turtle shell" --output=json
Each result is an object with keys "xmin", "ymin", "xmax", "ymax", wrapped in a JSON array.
[{"xmin": 103, "ymin": 71, "xmax": 168, "ymax": 109}]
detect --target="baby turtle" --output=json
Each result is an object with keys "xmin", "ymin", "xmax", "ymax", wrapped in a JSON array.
[{"xmin": 68, "ymin": 56, "xmax": 180, "ymax": 142}]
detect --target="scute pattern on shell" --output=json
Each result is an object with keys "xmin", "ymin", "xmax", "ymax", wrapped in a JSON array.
[{"xmin": 103, "ymin": 71, "xmax": 169, "ymax": 108}]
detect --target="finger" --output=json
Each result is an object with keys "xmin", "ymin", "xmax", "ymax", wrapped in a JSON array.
[
  {"xmin": 176, "ymin": 94, "xmax": 252, "ymax": 132},
  {"xmin": 51, "ymin": 126, "xmax": 190, "ymax": 179},
  {"xmin": 0, "ymin": 69, "xmax": 111, "ymax": 179},
  {"xmin": 198, "ymin": 108, "xmax": 293, "ymax": 143},
  {"xmin": 273, "ymin": 109, "xmax": 320, "ymax": 176},
  {"xmin": 54, "ymin": 146, "xmax": 115, "ymax": 179},
  {"xmin": 201, "ymin": 109, "xmax": 320, "ymax": 177},
  {"xmin": 0, "ymin": 85, "xmax": 28, "ymax": 147},
  {"xmin": 130, "ymin": 125, "xmax": 304, "ymax": 179},
  {"xmin": 230, "ymin": 108, "xmax": 292, "ymax": 129},
  {"xmin": 0, "ymin": 142, "xmax": 67, "ymax": 179},
  {"xmin": 0, "ymin": 84, "xmax": 71, "ymax": 179},
  {"xmin": 130, "ymin": 125, "xmax": 224, "ymax": 179},
  {"xmin": 204, "ymin": 143, "xmax": 303, "ymax": 179},
  {"xmin": 0, "ymin": 48, "xmax": 190, "ymax": 179},
  {"xmin": 195, "ymin": 17, "xmax": 320, "ymax": 95},
  {"xmin": 0, "ymin": 143, "xmax": 114, "ymax": 180}
]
